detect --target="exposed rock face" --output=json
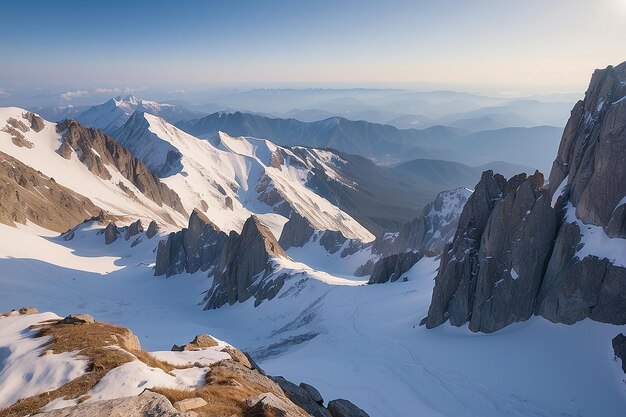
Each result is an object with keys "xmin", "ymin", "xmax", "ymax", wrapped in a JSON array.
[
  {"xmin": 0, "ymin": 151, "xmax": 102, "ymax": 232},
  {"xmin": 204, "ymin": 216, "xmax": 287, "ymax": 309},
  {"xmin": 125, "ymin": 219, "xmax": 143, "ymax": 240},
  {"xmin": 613, "ymin": 333, "xmax": 626, "ymax": 373},
  {"xmin": 146, "ymin": 220, "xmax": 158, "ymax": 238},
  {"xmin": 469, "ymin": 172, "xmax": 556, "ymax": 332},
  {"xmin": 155, "ymin": 209, "xmax": 228, "ymax": 277},
  {"xmin": 34, "ymin": 391, "xmax": 185, "ymax": 417},
  {"xmin": 244, "ymin": 392, "xmax": 310, "ymax": 417},
  {"xmin": 426, "ymin": 62, "xmax": 626, "ymax": 333},
  {"xmin": 62, "ymin": 314, "xmax": 96, "ymax": 324},
  {"xmin": 171, "ymin": 334, "xmax": 219, "ymax": 351},
  {"xmin": 327, "ymin": 399, "xmax": 371, "ymax": 417},
  {"xmin": 271, "ymin": 376, "xmax": 332, "ymax": 417},
  {"xmin": 278, "ymin": 211, "xmax": 315, "ymax": 249},
  {"xmin": 535, "ymin": 62, "xmax": 626, "ymax": 325},
  {"xmin": 300, "ymin": 383, "xmax": 324, "ymax": 406},
  {"xmin": 56, "ymin": 119, "xmax": 185, "ymax": 215},
  {"xmin": 426, "ymin": 170, "xmax": 506, "ymax": 329},
  {"xmin": 368, "ymin": 251, "xmax": 422, "ymax": 284},
  {"xmin": 23, "ymin": 111, "xmax": 45, "ymax": 132},
  {"xmin": 104, "ymin": 222, "xmax": 120, "ymax": 244},
  {"xmin": 373, "ymin": 187, "xmax": 473, "ymax": 258}
]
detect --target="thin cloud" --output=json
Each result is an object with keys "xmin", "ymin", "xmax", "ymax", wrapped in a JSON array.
[
  {"xmin": 61, "ymin": 90, "xmax": 89, "ymax": 100},
  {"xmin": 0, "ymin": 88, "xmax": 8, "ymax": 96},
  {"xmin": 94, "ymin": 87, "xmax": 147, "ymax": 94}
]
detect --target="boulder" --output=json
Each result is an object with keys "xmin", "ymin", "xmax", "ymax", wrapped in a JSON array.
[
  {"xmin": 34, "ymin": 391, "xmax": 184, "ymax": 417},
  {"xmin": 171, "ymin": 334, "xmax": 219, "ymax": 351},
  {"xmin": 173, "ymin": 397, "xmax": 207, "ymax": 412},
  {"xmin": 300, "ymin": 382, "xmax": 324, "ymax": 405},
  {"xmin": 327, "ymin": 399, "xmax": 370, "ymax": 417},
  {"xmin": 62, "ymin": 314, "xmax": 96, "ymax": 324},
  {"xmin": 244, "ymin": 392, "xmax": 309, "ymax": 417},
  {"xmin": 222, "ymin": 347, "xmax": 254, "ymax": 369},
  {"xmin": 18, "ymin": 306, "xmax": 38, "ymax": 315},
  {"xmin": 271, "ymin": 376, "xmax": 332, "ymax": 417}
]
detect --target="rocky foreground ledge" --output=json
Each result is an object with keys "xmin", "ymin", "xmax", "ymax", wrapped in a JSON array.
[{"xmin": 0, "ymin": 308, "xmax": 369, "ymax": 417}]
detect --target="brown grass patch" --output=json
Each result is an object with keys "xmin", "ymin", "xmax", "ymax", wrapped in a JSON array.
[
  {"xmin": 152, "ymin": 359, "xmax": 289, "ymax": 417},
  {"xmin": 0, "ymin": 319, "xmax": 186, "ymax": 417}
]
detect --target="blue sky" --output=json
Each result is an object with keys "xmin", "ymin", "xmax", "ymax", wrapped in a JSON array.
[{"xmin": 1, "ymin": 0, "xmax": 625, "ymax": 92}]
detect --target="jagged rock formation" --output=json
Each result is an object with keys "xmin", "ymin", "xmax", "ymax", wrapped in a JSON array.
[
  {"xmin": 271, "ymin": 376, "xmax": 332, "ymax": 417},
  {"xmin": 278, "ymin": 211, "xmax": 315, "ymax": 249},
  {"xmin": 373, "ymin": 187, "xmax": 473, "ymax": 258},
  {"xmin": 146, "ymin": 220, "xmax": 158, "ymax": 238},
  {"xmin": 204, "ymin": 216, "xmax": 287, "ymax": 309},
  {"xmin": 56, "ymin": 119, "xmax": 185, "ymax": 215},
  {"xmin": 426, "ymin": 170, "xmax": 508, "ymax": 329},
  {"xmin": 426, "ymin": 62, "xmax": 626, "ymax": 332},
  {"xmin": 535, "ymin": 63, "xmax": 626, "ymax": 325},
  {"xmin": 104, "ymin": 222, "xmax": 120, "ymax": 244},
  {"xmin": 154, "ymin": 209, "xmax": 228, "ymax": 277},
  {"xmin": 368, "ymin": 251, "xmax": 422, "ymax": 284},
  {"xmin": 327, "ymin": 399, "xmax": 371, "ymax": 417},
  {"xmin": 427, "ymin": 171, "xmax": 556, "ymax": 332},
  {"xmin": 0, "ymin": 151, "xmax": 102, "ymax": 232}
]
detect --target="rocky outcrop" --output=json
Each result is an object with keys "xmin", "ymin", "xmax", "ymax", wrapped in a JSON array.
[
  {"xmin": 146, "ymin": 220, "xmax": 158, "ymax": 238},
  {"xmin": 23, "ymin": 111, "xmax": 45, "ymax": 132},
  {"xmin": 373, "ymin": 187, "xmax": 472, "ymax": 258},
  {"xmin": 0, "ymin": 151, "xmax": 102, "ymax": 232},
  {"xmin": 535, "ymin": 62, "xmax": 626, "ymax": 325},
  {"xmin": 613, "ymin": 333, "xmax": 626, "ymax": 374},
  {"xmin": 426, "ymin": 171, "xmax": 557, "ymax": 332},
  {"xmin": 327, "ymin": 399, "xmax": 371, "ymax": 417},
  {"xmin": 468, "ymin": 172, "xmax": 556, "ymax": 332},
  {"xmin": 171, "ymin": 334, "xmax": 219, "ymax": 351},
  {"xmin": 426, "ymin": 170, "xmax": 506, "ymax": 329},
  {"xmin": 368, "ymin": 251, "xmax": 422, "ymax": 284},
  {"xmin": 203, "ymin": 216, "xmax": 287, "ymax": 309},
  {"xmin": 426, "ymin": 62, "xmax": 626, "ymax": 333},
  {"xmin": 279, "ymin": 211, "xmax": 316, "ymax": 249},
  {"xmin": 125, "ymin": 219, "xmax": 143, "ymax": 240},
  {"xmin": 271, "ymin": 376, "xmax": 332, "ymax": 417},
  {"xmin": 104, "ymin": 222, "xmax": 120, "ymax": 244},
  {"xmin": 154, "ymin": 209, "xmax": 228, "ymax": 277},
  {"xmin": 34, "ymin": 391, "xmax": 187, "ymax": 417},
  {"xmin": 56, "ymin": 119, "xmax": 185, "ymax": 215}
]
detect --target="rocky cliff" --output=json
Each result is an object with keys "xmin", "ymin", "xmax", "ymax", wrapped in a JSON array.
[
  {"xmin": 425, "ymin": 62, "xmax": 626, "ymax": 332},
  {"xmin": 204, "ymin": 216, "xmax": 287, "ymax": 309},
  {"xmin": 56, "ymin": 119, "xmax": 185, "ymax": 216},
  {"xmin": 0, "ymin": 151, "xmax": 102, "ymax": 232},
  {"xmin": 155, "ymin": 209, "xmax": 228, "ymax": 277}
]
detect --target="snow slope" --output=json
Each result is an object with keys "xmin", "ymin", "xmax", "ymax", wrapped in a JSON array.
[
  {"xmin": 75, "ymin": 95, "xmax": 199, "ymax": 134},
  {"xmin": 1, "ymin": 223, "xmax": 624, "ymax": 417},
  {"xmin": 114, "ymin": 111, "xmax": 374, "ymax": 241},
  {"xmin": 0, "ymin": 107, "xmax": 187, "ymax": 228}
]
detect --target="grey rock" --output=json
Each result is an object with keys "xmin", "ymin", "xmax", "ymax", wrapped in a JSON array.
[
  {"xmin": 104, "ymin": 222, "xmax": 120, "ymax": 245},
  {"xmin": 34, "ymin": 391, "xmax": 184, "ymax": 417},
  {"xmin": 23, "ymin": 111, "xmax": 45, "ymax": 132},
  {"xmin": 368, "ymin": 251, "xmax": 422, "ymax": 284},
  {"xmin": 154, "ymin": 209, "xmax": 228, "ymax": 277},
  {"xmin": 426, "ymin": 170, "xmax": 506, "ymax": 328},
  {"xmin": 327, "ymin": 399, "xmax": 370, "ymax": 417},
  {"xmin": 278, "ymin": 211, "xmax": 315, "ymax": 249},
  {"xmin": 125, "ymin": 219, "xmax": 144, "ymax": 240},
  {"xmin": 469, "ymin": 172, "xmax": 557, "ymax": 333},
  {"xmin": 271, "ymin": 376, "xmax": 332, "ymax": 417},
  {"xmin": 173, "ymin": 397, "xmax": 207, "ymax": 412},
  {"xmin": 62, "ymin": 314, "xmax": 95, "ymax": 324},
  {"xmin": 204, "ymin": 216, "xmax": 287, "ymax": 309},
  {"xmin": 146, "ymin": 220, "xmax": 158, "ymax": 239},
  {"xmin": 244, "ymin": 392, "xmax": 309, "ymax": 417},
  {"xmin": 299, "ymin": 382, "xmax": 324, "ymax": 406},
  {"xmin": 613, "ymin": 333, "xmax": 626, "ymax": 374}
]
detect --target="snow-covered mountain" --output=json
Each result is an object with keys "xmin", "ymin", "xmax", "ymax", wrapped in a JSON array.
[
  {"xmin": 75, "ymin": 95, "xmax": 202, "ymax": 134},
  {"xmin": 114, "ymin": 110, "xmax": 374, "ymax": 242}
]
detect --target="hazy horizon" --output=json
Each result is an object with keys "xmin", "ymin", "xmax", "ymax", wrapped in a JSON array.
[{"xmin": 1, "ymin": 0, "xmax": 625, "ymax": 103}]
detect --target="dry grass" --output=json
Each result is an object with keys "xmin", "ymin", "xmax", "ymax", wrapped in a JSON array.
[
  {"xmin": 0, "ymin": 319, "xmax": 185, "ymax": 417},
  {"xmin": 152, "ymin": 359, "xmax": 288, "ymax": 417}
]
